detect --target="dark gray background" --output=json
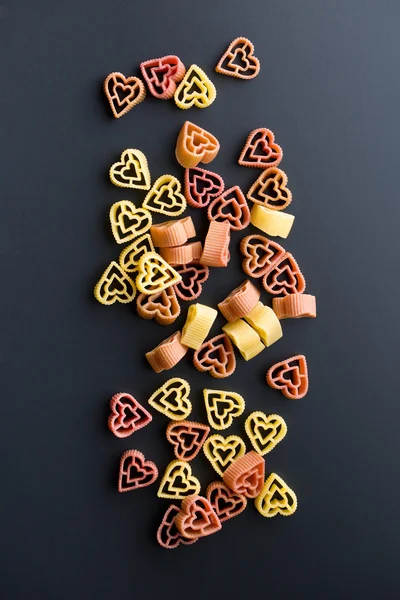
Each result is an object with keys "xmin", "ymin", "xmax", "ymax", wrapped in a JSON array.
[{"xmin": 1, "ymin": 1, "xmax": 399, "ymax": 599}]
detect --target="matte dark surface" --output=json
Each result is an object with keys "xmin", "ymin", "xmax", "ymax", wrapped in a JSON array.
[{"xmin": 1, "ymin": 2, "xmax": 400, "ymax": 598}]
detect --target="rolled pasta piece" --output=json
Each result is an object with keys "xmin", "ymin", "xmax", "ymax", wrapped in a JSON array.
[
  {"xmin": 244, "ymin": 302, "xmax": 282, "ymax": 347},
  {"xmin": 181, "ymin": 303, "xmax": 218, "ymax": 350},
  {"xmin": 218, "ymin": 280, "xmax": 260, "ymax": 322},
  {"xmin": 222, "ymin": 319, "xmax": 264, "ymax": 360},
  {"xmin": 250, "ymin": 204, "xmax": 294, "ymax": 239},
  {"xmin": 200, "ymin": 221, "xmax": 230, "ymax": 267},
  {"xmin": 159, "ymin": 241, "xmax": 202, "ymax": 266},
  {"xmin": 146, "ymin": 331, "xmax": 188, "ymax": 373}
]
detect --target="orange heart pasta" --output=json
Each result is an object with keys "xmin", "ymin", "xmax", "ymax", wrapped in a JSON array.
[
  {"xmin": 247, "ymin": 167, "xmax": 292, "ymax": 210},
  {"xmin": 156, "ymin": 504, "xmax": 197, "ymax": 549},
  {"xmin": 239, "ymin": 129, "xmax": 283, "ymax": 169},
  {"xmin": 136, "ymin": 287, "xmax": 181, "ymax": 326},
  {"xmin": 184, "ymin": 167, "xmax": 225, "ymax": 208},
  {"xmin": 193, "ymin": 333, "xmax": 236, "ymax": 378},
  {"xmin": 266, "ymin": 355, "xmax": 309, "ymax": 400},
  {"xmin": 240, "ymin": 234, "xmax": 286, "ymax": 278},
  {"xmin": 145, "ymin": 331, "xmax": 189, "ymax": 373},
  {"xmin": 262, "ymin": 253, "xmax": 306, "ymax": 296},
  {"xmin": 118, "ymin": 449, "xmax": 158, "ymax": 492},
  {"xmin": 176, "ymin": 121, "xmax": 220, "ymax": 169},
  {"xmin": 140, "ymin": 55, "xmax": 186, "ymax": 100},
  {"xmin": 173, "ymin": 263, "xmax": 209, "ymax": 301},
  {"xmin": 104, "ymin": 72, "xmax": 146, "ymax": 118},
  {"xmin": 223, "ymin": 451, "xmax": 265, "ymax": 498},
  {"xmin": 208, "ymin": 186, "xmax": 250, "ymax": 231},
  {"xmin": 108, "ymin": 393, "xmax": 152, "ymax": 439},
  {"xmin": 175, "ymin": 496, "xmax": 221, "ymax": 538},
  {"xmin": 166, "ymin": 421, "xmax": 210, "ymax": 461},
  {"xmin": 206, "ymin": 482, "xmax": 247, "ymax": 523},
  {"xmin": 215, "ymin": 37, "xmax": 260, "ymax": 80}
]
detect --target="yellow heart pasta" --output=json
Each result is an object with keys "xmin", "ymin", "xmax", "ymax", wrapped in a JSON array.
[
  {"xmin": 109, "ymin": 149, "xmax": 151, "ymax": 190},
  {"xmin": 203, "ymin": 434, "xmax": 246, "ymax": 476},
  {"xmin": 109, "ymin": 200, "xmax": 152, "ymax": 244},
  {"xmin": 142, "ymin": 175, "xmax": 187, "ymax": 216},
  {"xmin": 174, "ymin": 64, "xmax": 216, "ymax": 110},
  {"xmin": 157, "ymin": 460, "xmax": 201, "ymax": 499},
  {"xmin": 203, "ymin": 389, "xmax": 245, "ymax": 430},
  {"xmin": 94, "ymin": 261, "xmax": 136, "ymax": 305},
  {"xmin": 118, "ymin": 233, "xmax": 155, "ymax": 273},
  {"xmin": 147, "ymin": 377, "xmax": 192, "ymax": 420},
  {"xmin": 136, "ymin": 252, "xmax": 182, "ymax": 295},
  {"xmin": 255, "ymin": 473, "xmax": 297, "ymax": 517},
  {"xmin": 244, "ymin": 411, "xmax": 287, "ymax": 456}
]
